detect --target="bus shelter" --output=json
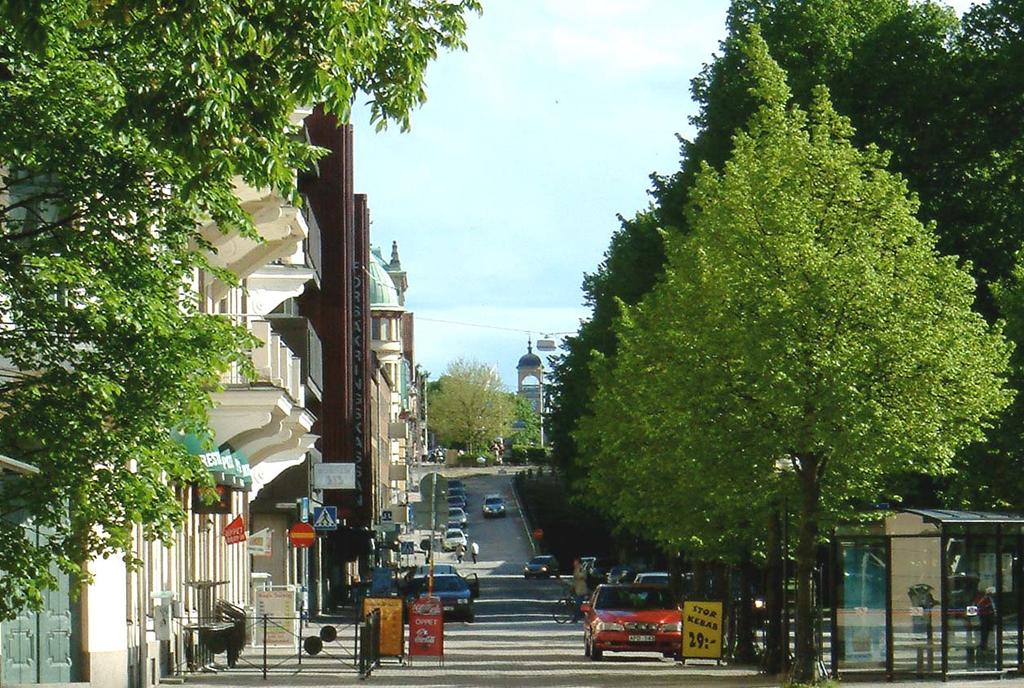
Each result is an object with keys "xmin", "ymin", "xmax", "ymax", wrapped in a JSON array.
[{"xmin": 832, "ymin": 509, "xmax": 1024, "ymax": 680}]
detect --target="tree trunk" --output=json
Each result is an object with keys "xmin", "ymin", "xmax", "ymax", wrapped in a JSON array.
[
  {"xmin": 791, "ymin": 456, "xmax": 821, "ymax": 684},
  {"xmin": 763, "ymin": 506, "xmax": 784, "ymax": 674},
  {"xmin": 734, "ymin": 556, "xmax": 758, "ymax": 663}
]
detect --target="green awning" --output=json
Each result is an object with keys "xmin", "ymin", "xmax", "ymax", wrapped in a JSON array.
[{"xmin": 173, "ymin": 431, "xmax": 250, "ymax": 490}]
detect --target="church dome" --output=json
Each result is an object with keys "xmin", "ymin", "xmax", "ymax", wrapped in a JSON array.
[
  {"xmin": 369, "ymin": 248, "xmax": 403, "ymax": 310},
  {"xmin": 517, "ymin": 344, "xmax": 542, "ymax": 369}
]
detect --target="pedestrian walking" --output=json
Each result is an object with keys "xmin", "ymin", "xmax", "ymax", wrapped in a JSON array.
[
  {"xmin": 456, "ymin": 542, "xmax": 466, "ymax": 564},
  {"xmin": 470, "ymin": 541, "xmax": 479, "ymax": 564}
]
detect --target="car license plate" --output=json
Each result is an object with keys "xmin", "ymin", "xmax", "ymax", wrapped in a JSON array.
[{"xmin": 628, "ymin": 634, "xmax": 656, "ymax": 643}]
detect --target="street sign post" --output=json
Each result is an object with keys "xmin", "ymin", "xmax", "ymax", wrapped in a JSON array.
[
  {"xmin": 288, "ymin": 522, "xmax": 316, "ymax": 549},
  {"xmin": 313, "ymin": 463, "xmax": 356, "ymax": 490},
  {"xmin": 313, "ymin": 506, "xmax": 338, "ymax": 531}
]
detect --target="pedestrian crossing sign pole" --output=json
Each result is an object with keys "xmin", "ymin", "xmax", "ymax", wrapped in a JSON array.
[{"xmin": 312, "ymin": 506, "xmax": 338, "ymax": 531}]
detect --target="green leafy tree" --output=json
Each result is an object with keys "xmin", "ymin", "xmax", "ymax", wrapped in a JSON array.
[
  {"xmin": 428, "ymin": 358, "xmax": 514, "ymax": 454},
  {"xmin": 0, "ymin": 0, "xmax": 479, "ymax": 619},
  {"xmin": 585, "ymin": 30, "xmax": 1011, "ymax": 682},
  {"xmin": 507, "ymin": 394, "xmax": 541, "ymax": 448}
]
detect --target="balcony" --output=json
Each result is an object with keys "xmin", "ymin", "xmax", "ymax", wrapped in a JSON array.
[{"xmin": 199, "ymin": 178, "xmax": 308, "ymax": 302}]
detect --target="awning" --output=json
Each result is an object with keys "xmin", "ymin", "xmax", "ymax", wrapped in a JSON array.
[{"xmin": 173, "ymin": 431, "xmax": 253, "ymax": 491}]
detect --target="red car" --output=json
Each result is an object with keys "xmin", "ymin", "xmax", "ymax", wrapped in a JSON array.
[{"xmin": 581, "ymin": 584, "xmax": 681, "ymax": 660}]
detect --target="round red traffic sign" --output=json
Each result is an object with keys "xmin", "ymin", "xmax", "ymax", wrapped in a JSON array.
[{"xmin": 289, "ymin": 522, "xmax": 316, "ymax": 548}]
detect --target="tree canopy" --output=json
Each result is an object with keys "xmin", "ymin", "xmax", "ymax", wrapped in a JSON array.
[
  {"xmin": 575, "ymin": 28, "xmax": 1012, "ymax": 682},
  {"xmin": 428, "ymin": 358, "xmax": 514, "ymax": 454},
  {"xmin": 0, "ymin": 0, "xmax": 479, "ymax": 619}
]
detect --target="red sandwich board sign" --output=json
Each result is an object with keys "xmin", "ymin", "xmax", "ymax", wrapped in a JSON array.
[
  {"xmin": 288, "ymin": 521, "xmax": 315, "ymax": 549},
  {"xmin": 408, "ymin": 596, "xmax": 443, "ymax": 658},
  {"xmin": 223, "ymin": 515, "xmax": 246, "ymax": 544}
]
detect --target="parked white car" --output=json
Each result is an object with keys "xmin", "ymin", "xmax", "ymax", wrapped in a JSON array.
[
  {"xmin": 443, "ymin": 528, "xmax": 468, "ymax": 552},
  {"xmin": 448, "ymin": 507, "xmax": 468, "ymax": 528}
]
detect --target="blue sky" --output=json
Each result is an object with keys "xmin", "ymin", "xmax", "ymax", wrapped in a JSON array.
[{"xmin": 354, "ymin": 0, "xmax": 979, "ymax": 389}]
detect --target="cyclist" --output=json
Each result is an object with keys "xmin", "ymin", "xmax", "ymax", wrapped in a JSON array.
[{"xmin": 571, "ymin": 558, "xmax": 589, "ymax": 622}]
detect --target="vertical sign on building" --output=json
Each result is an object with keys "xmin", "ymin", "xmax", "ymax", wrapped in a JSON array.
[{"xmin": 353, "ymin": 193, "xmax": 372, "ymax": 522}]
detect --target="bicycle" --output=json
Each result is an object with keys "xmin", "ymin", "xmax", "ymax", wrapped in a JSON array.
[{"xmin": 551, "ymin": 589, "xmax": 581, "ymax": 624}]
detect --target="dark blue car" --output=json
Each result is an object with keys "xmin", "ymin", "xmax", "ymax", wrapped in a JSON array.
[{"xmin": 404, "ymin": 574, "xmax": 478, "ymax": 621}]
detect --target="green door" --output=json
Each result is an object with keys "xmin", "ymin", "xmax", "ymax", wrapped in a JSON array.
[{"xmin": 1, "ymin": 515, "xmax": 77, "ymax": 684}]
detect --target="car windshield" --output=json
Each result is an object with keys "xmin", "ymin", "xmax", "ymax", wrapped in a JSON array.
[
  {"xmin": 446, "ymin": 530, "xmax": 463, "ymax": 538},
  {"xmin": 529, "ymin": 556, "xmax": 553, "ymax": 565},
  {"xmin": 637, "ymin": 574, "xmax": 670, "ymax": 585},
  {"xmin": 484, "ymin": 497, "xmax": 503, "ymax": 505},
  {"xmin": 409, "ymin": 576, "xmax": 467, "ymax": 594},
  {"xmin": 595, "ymin": 587, "xmax": 675, "ymax": 610},
  {"xmin": 432, "ymin": 576, "xmax": 468, "ymax": 593}
]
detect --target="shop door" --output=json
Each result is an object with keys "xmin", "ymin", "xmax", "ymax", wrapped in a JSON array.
[{"xmin": 0, "ymin": 516, "xmax": 76, "ymax": 684}]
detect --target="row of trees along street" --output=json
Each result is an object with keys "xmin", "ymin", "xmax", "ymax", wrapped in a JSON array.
[
  {"xmin": 0, "ymin": 0, "xmax": 480, "ymax": 622},
  {"xmin": 547, "ymin": 1, "xmax": 1024, "ymax": 685}
]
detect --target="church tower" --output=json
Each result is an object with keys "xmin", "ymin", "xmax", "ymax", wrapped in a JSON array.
[{"xmin": 516, "ymin": 340, "xmax": 544, "ymax": 416}]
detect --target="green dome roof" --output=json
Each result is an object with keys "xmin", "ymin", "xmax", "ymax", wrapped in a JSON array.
[{"xmin": 369, "ymin": 248, "xmax": 402, "ymax": 310}]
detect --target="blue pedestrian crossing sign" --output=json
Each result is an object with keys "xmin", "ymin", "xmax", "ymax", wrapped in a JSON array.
[{"xmin": 312, "ymin": 506, "xmax": 338, "ymax": 531}]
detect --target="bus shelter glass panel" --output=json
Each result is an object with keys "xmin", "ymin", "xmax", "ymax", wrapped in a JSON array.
[
  {"xmin": 890, "ymin": 536, "xmax": 941, "ymax": 674},
  {"xmin": 944, "ymin": 535, "xmax": 998, "ymax": 672},
  {"xmin": 1000, "ymin": 534, "xmax": 1018, "ymax": 672},
  {"xmin": 836, "ymin": 539, "xmax": 887, "ymax": 670}
]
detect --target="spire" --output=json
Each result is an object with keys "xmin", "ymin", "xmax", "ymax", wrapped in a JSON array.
[
  {"xmin": 527, "ymin": 337, "xmax": 533, "ymax": 354},
  {"xmin": 389, "ymin": 240, "xmax": 402, "ymax": 270}
]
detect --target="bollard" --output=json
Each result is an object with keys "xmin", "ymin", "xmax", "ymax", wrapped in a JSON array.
[{"xmin": 262, "ymin": 614, "xmax": 267, "ymax": 680}]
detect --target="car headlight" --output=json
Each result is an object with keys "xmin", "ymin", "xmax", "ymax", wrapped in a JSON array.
[
  {"xmin": 660, "ymin": 622, "xmax": 681, "ymax": 632},
  {"xmin": 539, "ymin": 566, "xmax": 547, "ymax": 572},
  {"xmin": 596, "ymin": 621, "xmax": 624, "ymax": 632},
  {"xmin": 457, "ymin": 599, "xmax": 468, "ymax": 604}
]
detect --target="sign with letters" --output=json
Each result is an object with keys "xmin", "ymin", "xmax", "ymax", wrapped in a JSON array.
[
  {"xmin": 408, "ymin": 596, "xmax": 444, "ymax": 658},
  {"xmin": 313, "ymin": 463, "xmax": 356, "ymax": 490},
  {"xmin": 682, "ymin": 600, "xmax": 723, "ymax": 659}
]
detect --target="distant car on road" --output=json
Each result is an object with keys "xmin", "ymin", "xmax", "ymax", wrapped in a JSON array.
[
  {"xmin": 443, "ymin": 528, "xmax": 468, "ymax": 552},
  {"xmin": 523, "ymin": 555, "xmax": 561, "ymax": 579},
  {"xmin": 585, "ymin": 558, "xmax": 615, "ymax": 588},
  {"xmin": 606, "ymin": 564, "xmax": 638, "ymax": 585},
  {"xmin": 448, "ymin": 507, "xmax": 468, "ymax": 528},
  {"xmin": 582, "ymin": 584, "xmax": 682, "ymax": 660},
  {"xmin": 634, "ymin": 572, "xmax": 670, "ymax": 586},
  {"xmin": 482, "ymin": 494, "xmax": 506, "ymax": 518}
]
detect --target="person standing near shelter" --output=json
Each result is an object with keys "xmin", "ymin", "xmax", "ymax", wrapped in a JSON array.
[
  {"xmin": 456, "ymin": 542, "xmax": 466, "ymax": 564},
  {"xmin": 470, "ymin": 541, "xmax": 479, "ymax": 564},
  {"xmin": 571, "ymin": 558, "xmax": 589, "ymax": 622}
]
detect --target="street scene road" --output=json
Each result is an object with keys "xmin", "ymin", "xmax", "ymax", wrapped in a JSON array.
[
  {"xmin": 179, "ymin": 468, "xmax": 771, "ymax": 687},
  {"xmin": 174, "ymin": 468, "xmax": 1005, "ymax": 688}
]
